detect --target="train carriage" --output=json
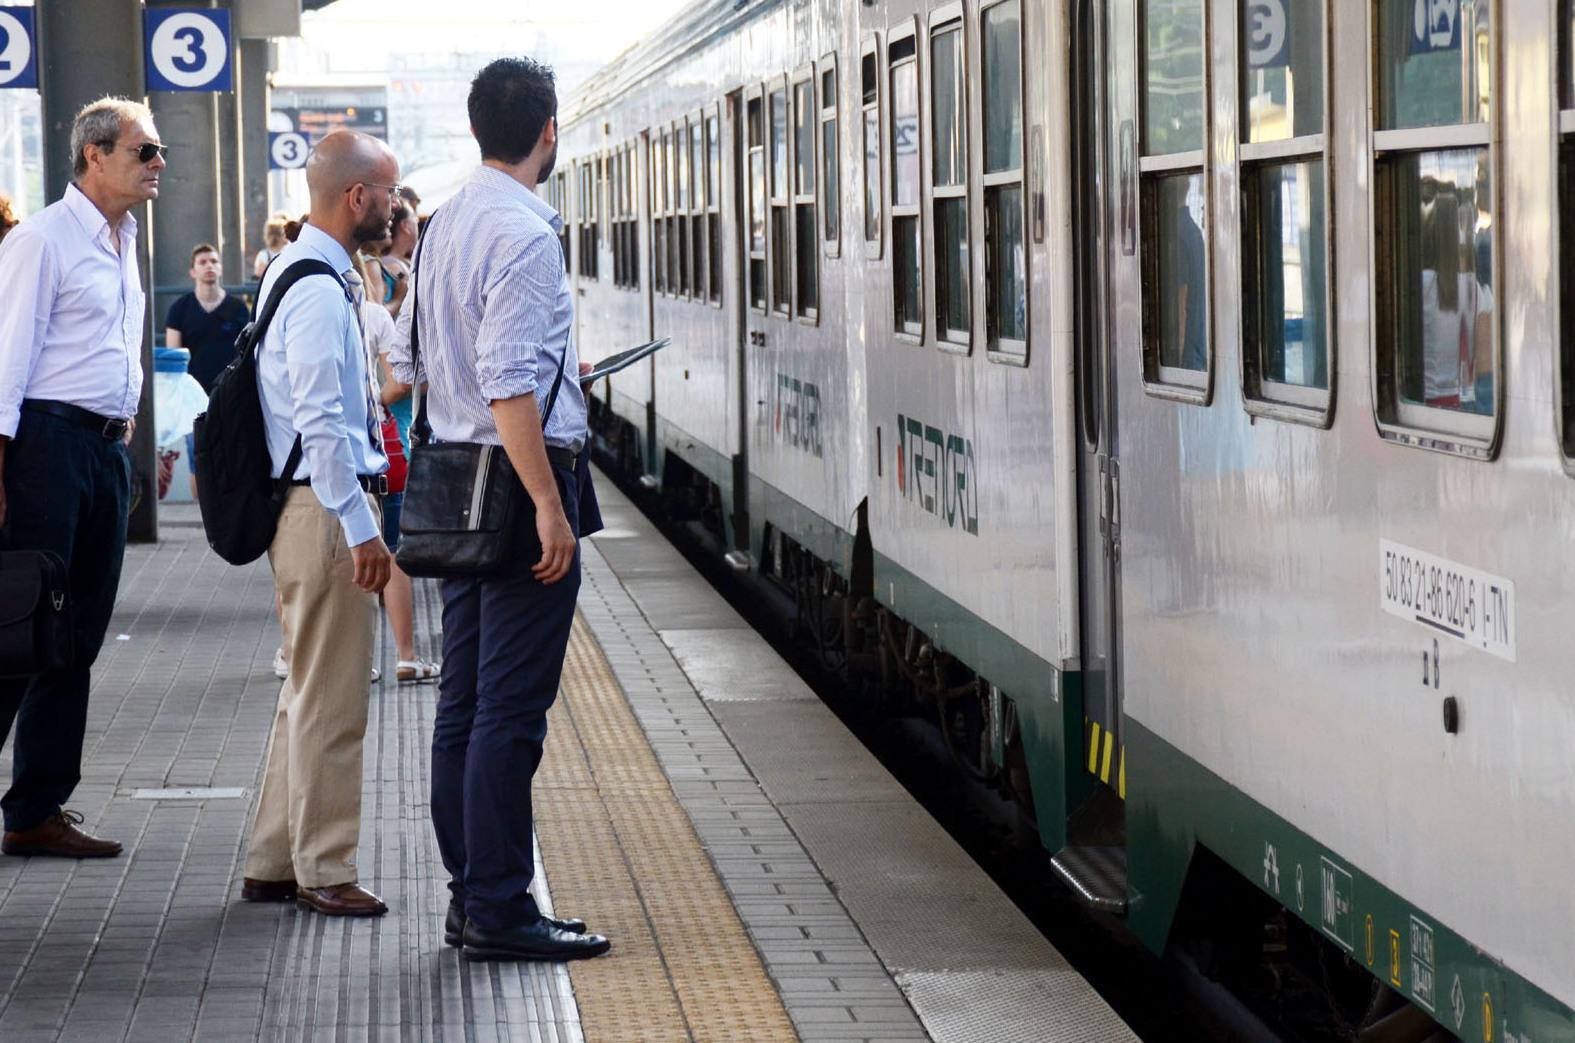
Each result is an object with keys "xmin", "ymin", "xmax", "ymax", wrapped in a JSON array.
[{"xmin": 557, "ymin": 0, "xmax": 1575, "ymax": 1036}]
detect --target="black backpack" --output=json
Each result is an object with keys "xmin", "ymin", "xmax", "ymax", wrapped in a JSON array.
[{"xmin": 192, "ymin": 259, "xmax": 344, "ymax": 565}]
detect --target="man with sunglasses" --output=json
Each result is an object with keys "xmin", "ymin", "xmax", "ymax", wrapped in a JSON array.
[{"xmin": 0, "ymin": 97, "xmax": 166, "ymax": 859}]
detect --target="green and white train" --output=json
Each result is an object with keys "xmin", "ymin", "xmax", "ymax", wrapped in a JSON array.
[{"xmin": 554, "ymin": 0, "xmax": 1575, "ymax": 1035}]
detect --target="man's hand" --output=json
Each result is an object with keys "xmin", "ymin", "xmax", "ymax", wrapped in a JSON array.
[
  {"xmin": 578, "ymin": 361, "xmax": 593, "ymax": 377},
  {"xmin": 123, "ymin": 416, "xmax": 136, "ymax": 447},
  {"xmin": 533, "ymin": 503, "xmax": 576, "ymax": 584},
  {"xmin": 350, "ymin": 536, "xmax": 393, "ymax": 593}
]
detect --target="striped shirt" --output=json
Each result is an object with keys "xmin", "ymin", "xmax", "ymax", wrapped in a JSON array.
[{"xmin": 389, "ymin": 165, "xmax": 584, "ymax": 451}]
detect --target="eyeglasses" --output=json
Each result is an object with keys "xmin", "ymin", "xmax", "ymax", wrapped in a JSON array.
[
  {"xmin": 353, "ymin": 182, "xmax": 403, "ymax": 200},
  {"xmin": 99, "ymin": 140, "xmax": 168, "ymax": 164}
]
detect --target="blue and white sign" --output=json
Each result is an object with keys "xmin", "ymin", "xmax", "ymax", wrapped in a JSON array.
[
  {"xmin": 1244, "ymin": 0, "xmax": 1289, "ymax": 70},
  {"xmin": 268, "ymin": 131, "xmax": 310, "ymax": 171},
  {"xmin": 1410, "ymin": 0, "xmax": 1461, "ymax": 56},
  {"xmin": 0, "ymin": 7, "xmax": 39, "ymax": 90},
  {"xmin": 145, "ymin": 8, "xmax": 232, "ymax": 92}
]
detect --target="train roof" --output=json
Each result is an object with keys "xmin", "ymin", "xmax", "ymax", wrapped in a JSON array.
[{"xmin": 559, "ymin": 0, "xmax": 785, "ymax": 127}]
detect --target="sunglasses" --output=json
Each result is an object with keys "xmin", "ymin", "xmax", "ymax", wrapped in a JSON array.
[{"xmin": 99, "ymin": 140, "xmax": 169, "ymax": 164}]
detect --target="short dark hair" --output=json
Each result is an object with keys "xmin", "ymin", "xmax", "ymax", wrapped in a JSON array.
[
  {"xmin": 468, "ymin": 57, "xmax": 556, "ymax": 165},
  {"xmin": 190, "ymin": 242, "xmax": 218, "ymax": 263}
]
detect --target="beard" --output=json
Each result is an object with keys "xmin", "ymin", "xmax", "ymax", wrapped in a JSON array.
[
  {"xmin": 539, "ymin": 141, "xmax": 558, "ymax": 182},
  {"xmin": 353, "ymin": 208, "xmax": 391, "ymax": 245}
]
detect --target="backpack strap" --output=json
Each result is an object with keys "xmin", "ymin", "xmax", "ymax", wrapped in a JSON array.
[{"xmin": 249, "ymin": 258, "xmax": 346, "ymax": 489}]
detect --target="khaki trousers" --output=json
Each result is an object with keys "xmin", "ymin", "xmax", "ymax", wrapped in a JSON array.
[{"xmin": 244, "ymin": 488, "xmax": 379, "ymax": 887}]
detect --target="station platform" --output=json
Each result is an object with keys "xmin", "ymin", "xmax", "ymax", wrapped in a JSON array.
[{"xmin": 0, "ymin": 475, "xmax": 1135, "ymax": 1042}]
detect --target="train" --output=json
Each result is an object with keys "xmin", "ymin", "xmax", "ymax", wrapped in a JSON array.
[{"xmin": 550, "ymin": 0, "xmax": 1575, "ymax": 1037}]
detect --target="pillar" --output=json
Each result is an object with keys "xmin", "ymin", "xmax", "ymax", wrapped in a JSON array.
[
  {"xmin": 38, "ymin": 0, "xmax": 158, "ymax": 543},
  {"xmin": 238, "ymin": 37, "xmax": 273, "ymax": 280}
]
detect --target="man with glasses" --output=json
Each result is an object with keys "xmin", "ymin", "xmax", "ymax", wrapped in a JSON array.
[
  {"xmin": 239, "ymin": 130, "xmax": 396, "ymax": 917},
  {"xmin": 0, "ymin": 97, "xmax": 165, "ymax": 859}
]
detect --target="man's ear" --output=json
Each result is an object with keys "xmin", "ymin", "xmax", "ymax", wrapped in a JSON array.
[{"xmin": 543, "ymin": 116, "xmax": 557, "ymax": 149}]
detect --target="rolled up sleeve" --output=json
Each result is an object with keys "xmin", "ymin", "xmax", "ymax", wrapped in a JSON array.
[
  {"xmin": 388, "ymin": 268, "xmax": 423, "ymax": 386},
  {"xmin": 0, "ymin": 229, "xmax": 55, "ymax": 439},
  {"xmin": 279, "ymin": 286, "xmax": 380, "ymax": 547},
  {"xmin": 475, "ymin": 233, "xmax": 557, "ymax": 404}
]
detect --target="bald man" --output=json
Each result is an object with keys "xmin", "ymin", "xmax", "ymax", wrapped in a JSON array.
[{"xmin": 240, "ymin": 131, "xmax": 395, "ymax": 916}]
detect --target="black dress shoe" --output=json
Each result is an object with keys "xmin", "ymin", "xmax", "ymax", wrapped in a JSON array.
[
  {"xmin": 461, "ymin": 918, "xmax": 610, "ymax": 962},
  {"xmin": 445, "ymin": 900, "xmax": 586, "ymax": 946}
]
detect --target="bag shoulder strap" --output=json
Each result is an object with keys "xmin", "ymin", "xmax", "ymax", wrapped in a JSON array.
[
  {"xmin": 251, "ymin": 257, "xmax": 343, "ymax": 490},
  {"xmin": 408, "ymin": 210, "xmax": 571, "ymax": 444}
]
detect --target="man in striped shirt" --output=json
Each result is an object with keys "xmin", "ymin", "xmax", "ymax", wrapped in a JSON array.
[{"xmin": 390, "ymin": 56, "xmax": 607, "ymax": 963}]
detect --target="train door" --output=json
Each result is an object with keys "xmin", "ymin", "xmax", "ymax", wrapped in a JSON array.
[
  {"xmin": 1072, "ymin": 0, "xmax": 1124, "ymax": 792},
  {"xmin": 727, "ymin": 90, "xmax": 752, "ymax": 561}
]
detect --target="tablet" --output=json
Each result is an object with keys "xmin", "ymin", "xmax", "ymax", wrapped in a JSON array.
[{"xmin": 579, "ymin": 338, "xmax": 672, "ymax": 384}]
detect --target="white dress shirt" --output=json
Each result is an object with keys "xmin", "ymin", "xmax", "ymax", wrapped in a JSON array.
[
  {"xmin": 389, "ymin": 165, "xmax": 585, "ymax": 450},
  {"xmin": 256, "ymin": 223, "xmax": 388, "ymax": 548},
  {"xmin": 0, "ymin": 183, "xmax": 145, "ymax": 439}
]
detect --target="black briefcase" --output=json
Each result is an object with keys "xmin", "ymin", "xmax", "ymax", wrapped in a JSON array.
[{"xmin": 0, "ymin": 550, "xmax": 72, "ymax": 679}]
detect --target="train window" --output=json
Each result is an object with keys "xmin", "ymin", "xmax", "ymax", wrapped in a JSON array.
[
  {"xmin": 890, "ymin": 34, "xmax": 923, "ymax": 338},
  {"xmin": 861, "ymin": 43, "xmax": 883, "ymax": 255},
  {"xmin": 1562, "ymin": 1, "xmax": 1575, "ymax": 461},
  {"xmin": 629, "ymin": 144, "xmax": 641, "ymax": 291},
  {"xmin": 555, "ymin": 170, "xmax": 570, "ymax": 273},
  {"xmin": 982, "ymin": 0, "xmax": 1026, "ymax": 356},
  {"xmin": 794, "ymin": 75, "xmax": 819, "ymax": 320},
  {"xmin": 821, "ymin": 58, "xmax": 840, "ymax": 257},
  {"xmin": 1139, "ymin": 0, "xmax": 1209, "ymax": 397},
  {"xmin": 747, "ymin": 93, "xmax": 767, "ymax": 311},
  {"xmin": 931, "ymin": 20, "xmax": 970, "ymax": 348},
  {"xmin": 653, "ymin": 134, "xmax": 667, "ymax": 295},
  {"xmin": 706, "ymin": 110, "xmax": 722, "ymax": 305},
  {"xmin": 1239, "ymin": 0, "xmax": 1330, "ymax": 418},
  {"xmin": 676, "ymin": 122, "xmax": 691, "ymax": 298},
  {"xmin": 578, "ymin": 161, "xmax": 599, "ymax": 281},
  {"xmin": 1372, "ymin": 0, "xmax": 1496, "ymax": 450},
  {"xmin": 691, "ymin": 114, "xmax": 707, "ymax": 303},
  {"xmin": 770, "ymin": 86, "xmax": 792, "ymax": 315}
]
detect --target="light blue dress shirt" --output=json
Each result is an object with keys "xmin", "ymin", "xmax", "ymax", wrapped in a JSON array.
[
  {"xmin": 256, "ymin": 223, "xmax": 388, "ymax": 548},
  {"xmin": 389, "ymin": 165, "xmax": 585, "ymax": 451}
]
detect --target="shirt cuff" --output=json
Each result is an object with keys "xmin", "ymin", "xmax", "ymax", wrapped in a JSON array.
[
  {"xmin": 478, "ymin": 356, "xmax": 540, "ymax": 403},
  {"xmin": 338, "ymin": 495, "xmax": 381, "ymax": 549},
  {"xmin": 0, "ymin": 407, "xmax": 18, "ymax": 440}
]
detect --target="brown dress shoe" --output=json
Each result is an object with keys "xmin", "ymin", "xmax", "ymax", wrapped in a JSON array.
[
  {"xmin": 241, "ymin": 878, "xmax": 298, "ymax": 902},
  {"xmin": 296, "ymin": 883, "xmax": 388, "ymax": 917},
  {"xmin": 1, "ymin": 811, "xmax": 121, "ymax": 858}
]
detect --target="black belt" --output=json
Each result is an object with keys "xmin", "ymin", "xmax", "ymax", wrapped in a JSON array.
[
  {"xmin": 546, "ymin": 445, "xmax": 577, "ymax": 470},
  {"xmin": 289, "ymin": 474, "xmax": 390, "ymax": 495},
  {"xmin": 22, "ymin": 399, "xmax": 130, "ymax": 441}
]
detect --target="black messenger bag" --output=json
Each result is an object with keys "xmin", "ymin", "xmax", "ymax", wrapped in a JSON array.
[
  {"xmin": 0, "ymin": 550, "xmax": 71, "ymax": 679},
  {"xmin": 395, "ymin": 217, "xmax": 567, "ymax": 579}
]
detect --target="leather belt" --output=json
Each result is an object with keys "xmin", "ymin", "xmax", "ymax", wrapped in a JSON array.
[
  {"xmin": 289, "ymin": 474, "xmax": 390, "ymax": 495},
  {"xmin": 22, "ymin": 399, "xmax": 130, "ymax": 441},
  {"xmin": 545, "ymin": 445, "xmax": 577, "ymax": 470}
]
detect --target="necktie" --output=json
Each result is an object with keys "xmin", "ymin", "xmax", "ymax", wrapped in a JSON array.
[{"xmin": 342, "ymin": 268, "xmax": 384, "ymax": 457}]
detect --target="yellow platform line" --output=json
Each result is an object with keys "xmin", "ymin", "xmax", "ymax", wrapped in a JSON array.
[{"xmin": 537, "ymin": 614, "xmax": 799, "ymax": 1042}]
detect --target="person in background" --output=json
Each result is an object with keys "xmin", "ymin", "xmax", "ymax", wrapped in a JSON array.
[
  {"xmin": 375, "ymin": 201, "xmax": 417, "ymax": 318},
  {"xmin": 253, "ymin": 212, "xmax": 290, "ymax": 280},
  {"xmin": 360, "ymin": 252, "xmax": 438, "ymax": 685},
  {"xmin": 165, "ymin": 242, "xmax": 249, "ymax": 393},
  {"xmin": 0, "ymin": 96, "xmax": 166, "ymax": 859},
  {"xmin": 0, "ymin": 192, "xmax": 18, "ymax": 245},
  {"xmin": 397, "ymin": 185, "xmax": 421, "ymax": 213}
]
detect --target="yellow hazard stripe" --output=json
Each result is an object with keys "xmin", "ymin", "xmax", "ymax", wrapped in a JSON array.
[{"xmin": 1083, "ymin": 717, "xmax": 1127, "ymax": 801}]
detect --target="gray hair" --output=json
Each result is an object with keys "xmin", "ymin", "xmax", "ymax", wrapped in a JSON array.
[{"xmin": 70, "ymin": 97, "xmax": 154, "ymax": 178}]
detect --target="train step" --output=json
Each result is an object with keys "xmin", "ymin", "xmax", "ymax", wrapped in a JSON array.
[{"xmin": 1051, "ymin": 844, "xmax": 1129, "ymax": 914}]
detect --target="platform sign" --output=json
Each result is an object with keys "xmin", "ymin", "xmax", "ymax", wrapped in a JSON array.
[
  {"xmin": 268, "ymin": 131, "xmax": 310, "ymax": 170},
  {"xmin": 1410, "ymin": 0, "xmax": 1460, "ymax": 55},
  {"xmin": 0, "ymin": 7, "xmax": 38, "ymax": 90},
  {"xmin": 145, "ymin": 8, "xmax": 232, "ymax": 92},
  {"xmin": 1244, "ymin": 0, "xmax": 1289, "ymax": 70}
]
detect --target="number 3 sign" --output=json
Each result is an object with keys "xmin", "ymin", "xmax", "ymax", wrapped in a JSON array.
[{"xmin": 145, "ymin": 8, "xmax": 232, "ymax": 92}]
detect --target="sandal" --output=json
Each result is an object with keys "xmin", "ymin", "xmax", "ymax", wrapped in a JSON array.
[{"xmin": 396, "ymin": 659, "xmax": 440, "ymax": 684}]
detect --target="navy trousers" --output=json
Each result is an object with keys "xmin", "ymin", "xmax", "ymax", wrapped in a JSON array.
[
  {"xmin": 431, "ymin": 460, "xmax": 584, "ymax": 930},
  {"xmin": 0, "ymin": 409, "xmax": 130, "ymax": 832}
]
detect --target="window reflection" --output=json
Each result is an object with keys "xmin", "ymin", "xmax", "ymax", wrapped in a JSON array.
[
  {"xmin": 1248, "ymin": 161, "xmax": 1327, "ymax": 389},
  {"xmin": 1241, "ymin": 0, "xmax": 1323, "ymax": 143},
  {"xmin": 1145, "ymin": 0, "xmax": 1205, "ymax": 155},
  {"xmin": 1154, "ymin": 172, "xmax": 1207, "ymax": 370},
  {"xmin": 1390, "ymin": 148, "xmax": 1494, "ymax": 414},
  {"xmin": 1377, "ymin": 0, "xmax": 1491, "ymax": 131}
]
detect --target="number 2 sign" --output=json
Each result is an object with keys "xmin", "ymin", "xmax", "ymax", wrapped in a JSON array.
[
  {"xmin": 0, "ymin": 7, "xmax": 39, "ymax": 91},
  {"xmin": 145, "ymin": 8, "xmax": 232, "ymax": 92}
]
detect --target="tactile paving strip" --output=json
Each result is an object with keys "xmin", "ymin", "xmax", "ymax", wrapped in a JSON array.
[{"xmin": 536, "ymin": 617, "xmax": 800, "ymax": 1042}]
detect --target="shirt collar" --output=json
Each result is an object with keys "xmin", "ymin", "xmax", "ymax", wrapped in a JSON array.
[
  {"xmin": 64, "ymin": 182, "xmax": 137, "ymax": 243},
  {"xmin": 472, "ymin": 165, "xmax": 563, "ymax": 233},
  {"xmin": 295, "ymin": 221, "xmax": 357, "ymax": 275}
]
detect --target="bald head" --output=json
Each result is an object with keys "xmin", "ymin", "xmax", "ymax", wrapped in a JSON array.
[
  {"xmin": 304, "ymin": 130, "xmax": 402, "ymax": 249},
  {"xmin": 306, "ymin": 130, "xmax": 397, "ymax": 206}
]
